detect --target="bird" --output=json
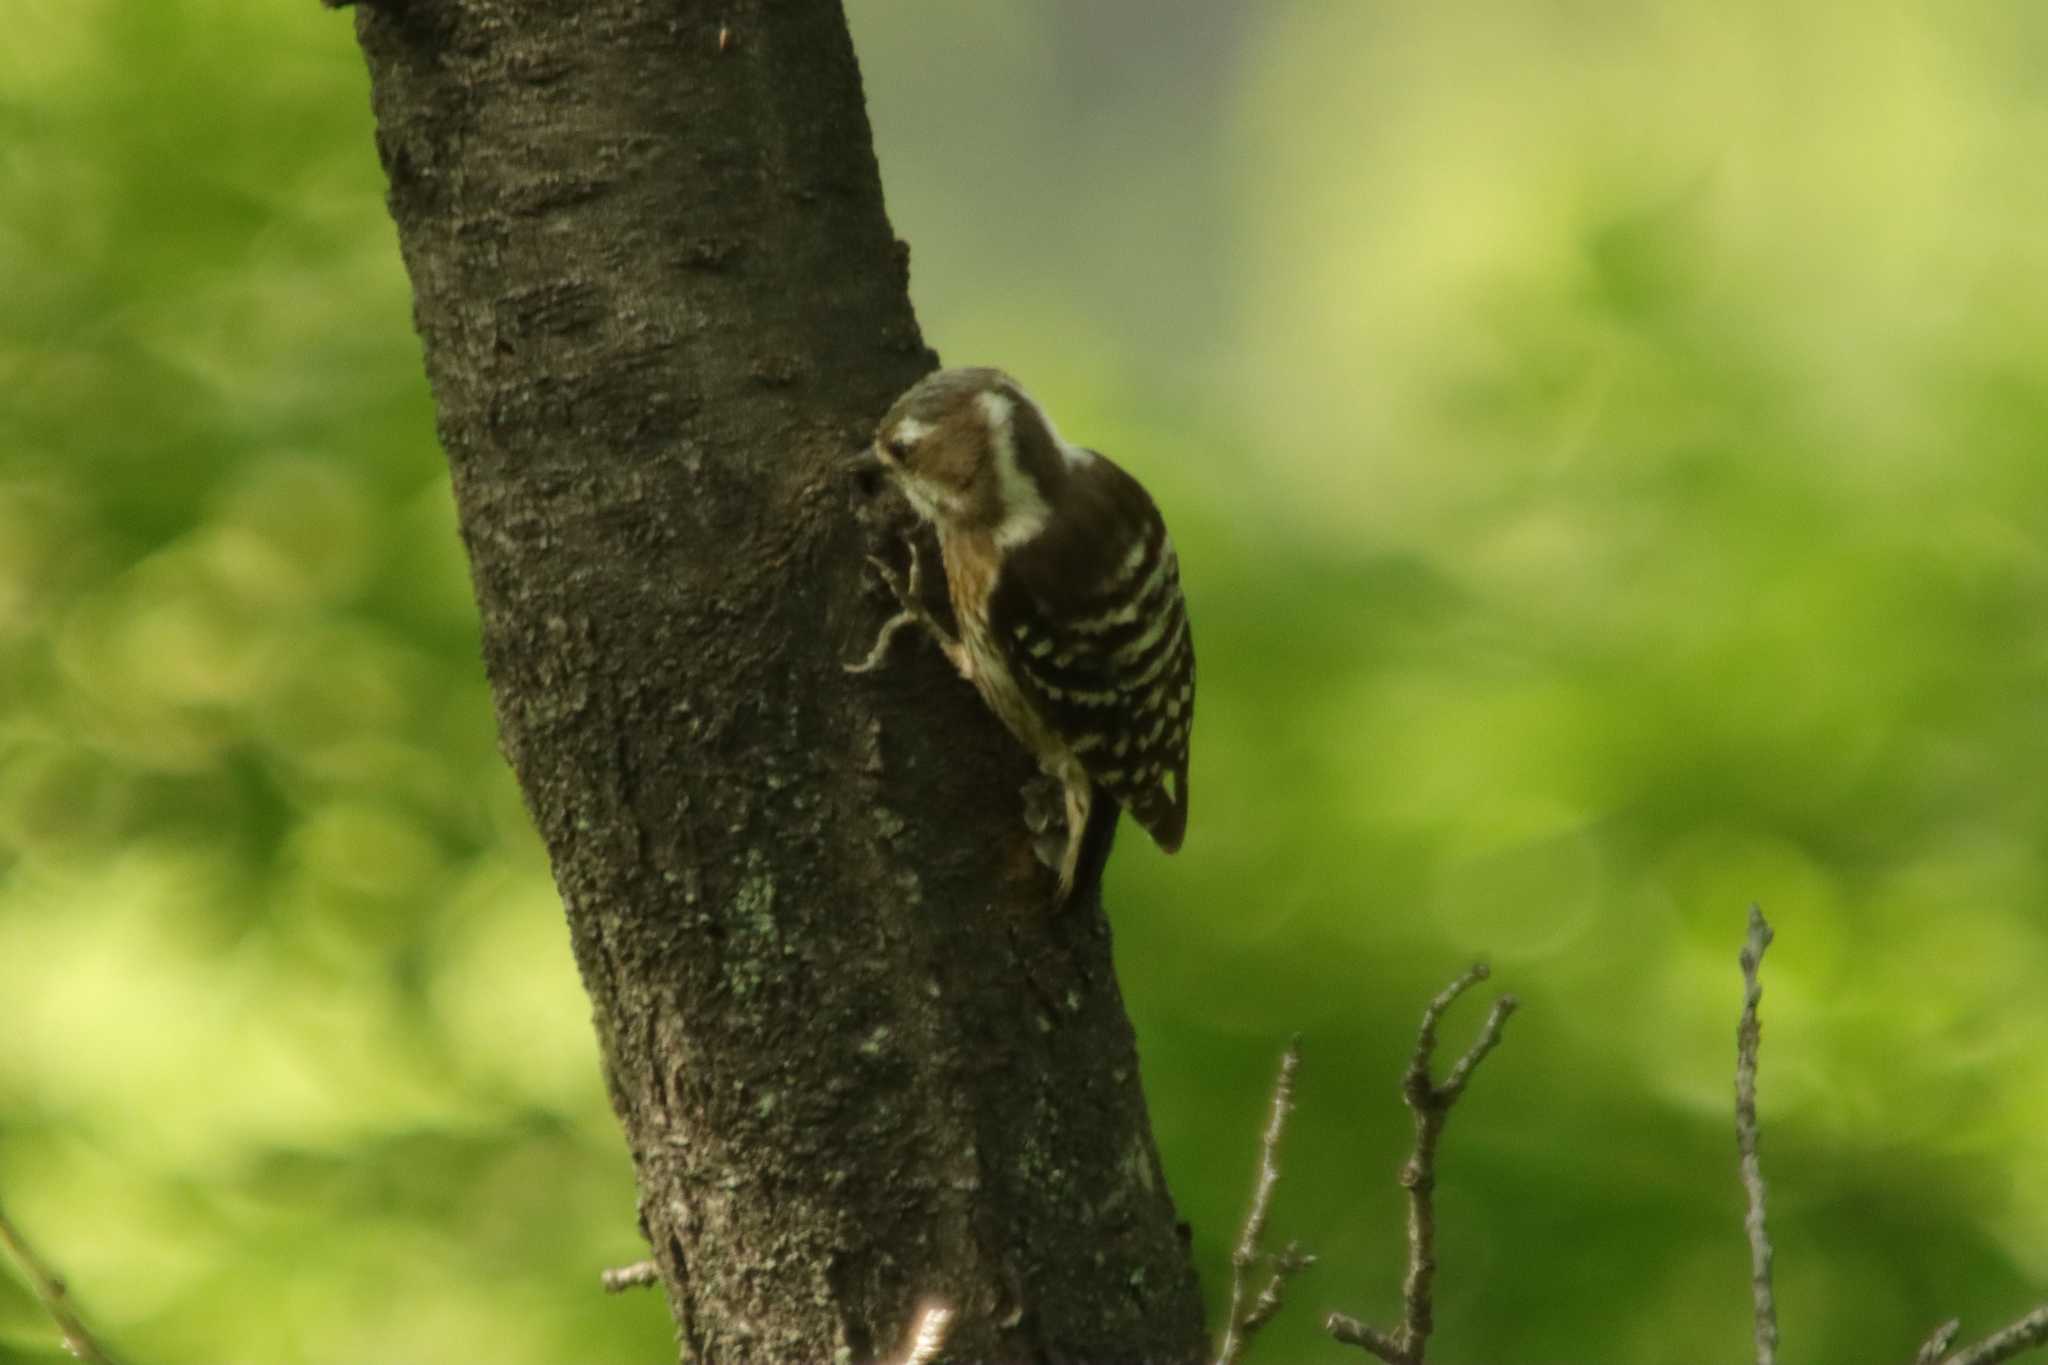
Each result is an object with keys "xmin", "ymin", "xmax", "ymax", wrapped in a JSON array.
[{"xmin": 847, "ymin": 367, "xmax": 1194, "ymax": 907}]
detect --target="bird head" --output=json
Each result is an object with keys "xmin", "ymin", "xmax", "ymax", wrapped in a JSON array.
[{"xmin": 871, "ymin": 367, "xmax": 1067, "ymax": 547}]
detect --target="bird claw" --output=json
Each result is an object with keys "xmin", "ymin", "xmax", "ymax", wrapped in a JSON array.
[
  {"xmin": 1031, "ymin": 827, "xmax": 1066, "ymax": 874},
  {"xmin": 864, "ymin": 553, "xmax": 910, "ymax": 607},
  {"xmin": 845, "ymin": 536, "xmax": 958, "ymax": 674},
  {"xmin": 1020, "ymin": 772, "xmax": 1063, "ymax": 836},
  {"xmin": 1020, "ymin": 773, "xmax": 1073, "ymax": 876}
]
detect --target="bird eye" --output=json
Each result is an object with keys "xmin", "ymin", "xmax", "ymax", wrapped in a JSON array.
[{"xmin": 884, "ymin": 435, "xmax": 912, "ymax": 462}]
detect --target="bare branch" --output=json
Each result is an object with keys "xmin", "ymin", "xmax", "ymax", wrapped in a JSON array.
[
  {"xmin": 1327, "ymin": 962, "xmax": 1518, "ymax": 1365},
  {"xmin": 1944, "ymin": 1307, "xmax": 2048, "ymax": 1365},
  {"xmin": 1735, "ymin": 911, "xmax": 2048, "ymax": 1365},
  {"xmin": 1237, "ymin": 1038, "xmax": 1301, "ymax": 1270},
  {"xmin": 1215, "ymin": 1037, "xmax": 1313, "ymax": 1365},
  {"xmin": 0, "ymin": 1200, "xmax": 129, "ymax": 1365},
  {"xmin": 599, "ymin": 1258, "xmax": 659, "ymax": 1293},
  {"xmin": 1735, "ymin": 905, "xmax": 1778, "ymax": 1365}
]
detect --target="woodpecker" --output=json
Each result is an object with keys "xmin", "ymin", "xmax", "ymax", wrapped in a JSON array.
[{"xmin": 848, "ymin": 367, "xmax": 1194, "ymax": 906}]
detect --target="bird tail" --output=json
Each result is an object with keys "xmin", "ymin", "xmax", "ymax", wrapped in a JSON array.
[{"xmin": 1070, "ymin": 786, "xmax": 1122, "ymax": 908}]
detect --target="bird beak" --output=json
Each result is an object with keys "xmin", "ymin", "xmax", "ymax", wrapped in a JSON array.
[{"xmin": 847, "ymin": 445, "xmax": 888, "ymax": 498}]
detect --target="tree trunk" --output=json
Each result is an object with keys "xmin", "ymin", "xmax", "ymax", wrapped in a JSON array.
[{"xmin": 346, "ymin": 1, "xmax": 1206, "ymax": 1359}]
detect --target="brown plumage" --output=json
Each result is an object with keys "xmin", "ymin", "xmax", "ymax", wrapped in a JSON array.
[{"xmin": 849, "ymin": 367, "xmax": 1194, "ymax": 905}]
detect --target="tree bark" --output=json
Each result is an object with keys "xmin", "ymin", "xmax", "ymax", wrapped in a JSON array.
[{"xmin": 347, "ymin": 1, "xmax": 1206, "ymax": 1360}]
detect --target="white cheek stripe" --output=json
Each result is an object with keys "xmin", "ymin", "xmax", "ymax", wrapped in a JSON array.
[
  {"xmin": 978, "ymin": 389, "xmax": 1052, "ymax": 549},
  {"xmin": 897, "ymin": 474, "xmax": 945, "ymax": 522},
  {"xmin": 892, "ymin": 416, "xmax": 932, "ymax": 448}
]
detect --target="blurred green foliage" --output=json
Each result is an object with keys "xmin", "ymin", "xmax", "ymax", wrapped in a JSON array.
[{"xmin": 4, "ymin": 1, "xmax": 2047, "ymax": 1362}]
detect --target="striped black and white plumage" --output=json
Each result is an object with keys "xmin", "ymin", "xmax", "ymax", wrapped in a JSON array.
[{"xmin": 850, "ymin": 367, "xmax": 1193, "ymax": 906}]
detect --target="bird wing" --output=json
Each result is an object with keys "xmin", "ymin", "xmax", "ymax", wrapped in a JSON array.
[{"xmin": 987, "ymin": 451, "xmax": 1193, "ymax": 853}]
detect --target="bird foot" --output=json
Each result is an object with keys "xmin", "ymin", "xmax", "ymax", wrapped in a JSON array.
[
  {"xmin": 1021, "ymin": 772, "xmax": 1067, "ymax": 871},
  {"xmin": 845, "ymin": 536, "xmax": 960, "ymax": 674}
]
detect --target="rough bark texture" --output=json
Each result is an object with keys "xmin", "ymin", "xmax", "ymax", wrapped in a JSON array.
[{"xmin": 348, "ymin": 1, "xmax": 1206, "ymax": 1360}]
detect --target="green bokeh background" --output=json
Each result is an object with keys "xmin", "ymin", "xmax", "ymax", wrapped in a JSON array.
[{"xmin": 5, "ymin": 3, "xmax": 2047, "ymax": 1361}]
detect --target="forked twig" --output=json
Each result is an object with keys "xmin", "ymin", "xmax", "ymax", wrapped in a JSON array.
[
  {"xmin": 1215, "ymin": 1037, "xmax": 1314, "ymax": 1365},
  {"xmin": 1327, "ymin": 963, "xmax": 1518, "ymax": 1365}
]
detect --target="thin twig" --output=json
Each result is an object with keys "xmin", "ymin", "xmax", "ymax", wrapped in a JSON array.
[
  {"xmin": 1919, "ymin": 1320, "xmax": 1964, "ymax": 1365},
  {"xmin": 1398, "ymin": 966, "xmax": 1517, "ymax": 1364},
  {"xmin": 1234, "ymin": 1243, "xmax": 1315, "ymax": 1346},
  {"xmin": 1215, "ymin": 1037, "xmax": 1312, "ymax": 1365},
  {"xmin": 1735, "ymin": 905, "xmax": 1778, "ymax": 1365},
  {"xmin": 1944, "ymin": 1306, "xmax": 2048, "ymax": 1365},
  {"xmin": 1327, "ymin": 1312, "xmax": 1407, "ymax": 1360},
  {"xmin": 1326, "ymin": 963, "xmax": 1517, "ymax": 1365},
  {"xmin": 0, "ymin": 1199, "xmax": 128, "ymax": 1365},
  {"xmin": 1740, "ymin": 913, "xmax": 2048, "ymax": 1365},
  {"xmin": 600, "ymin": 1258, "xmax": 660, "ymax": 1293}
]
